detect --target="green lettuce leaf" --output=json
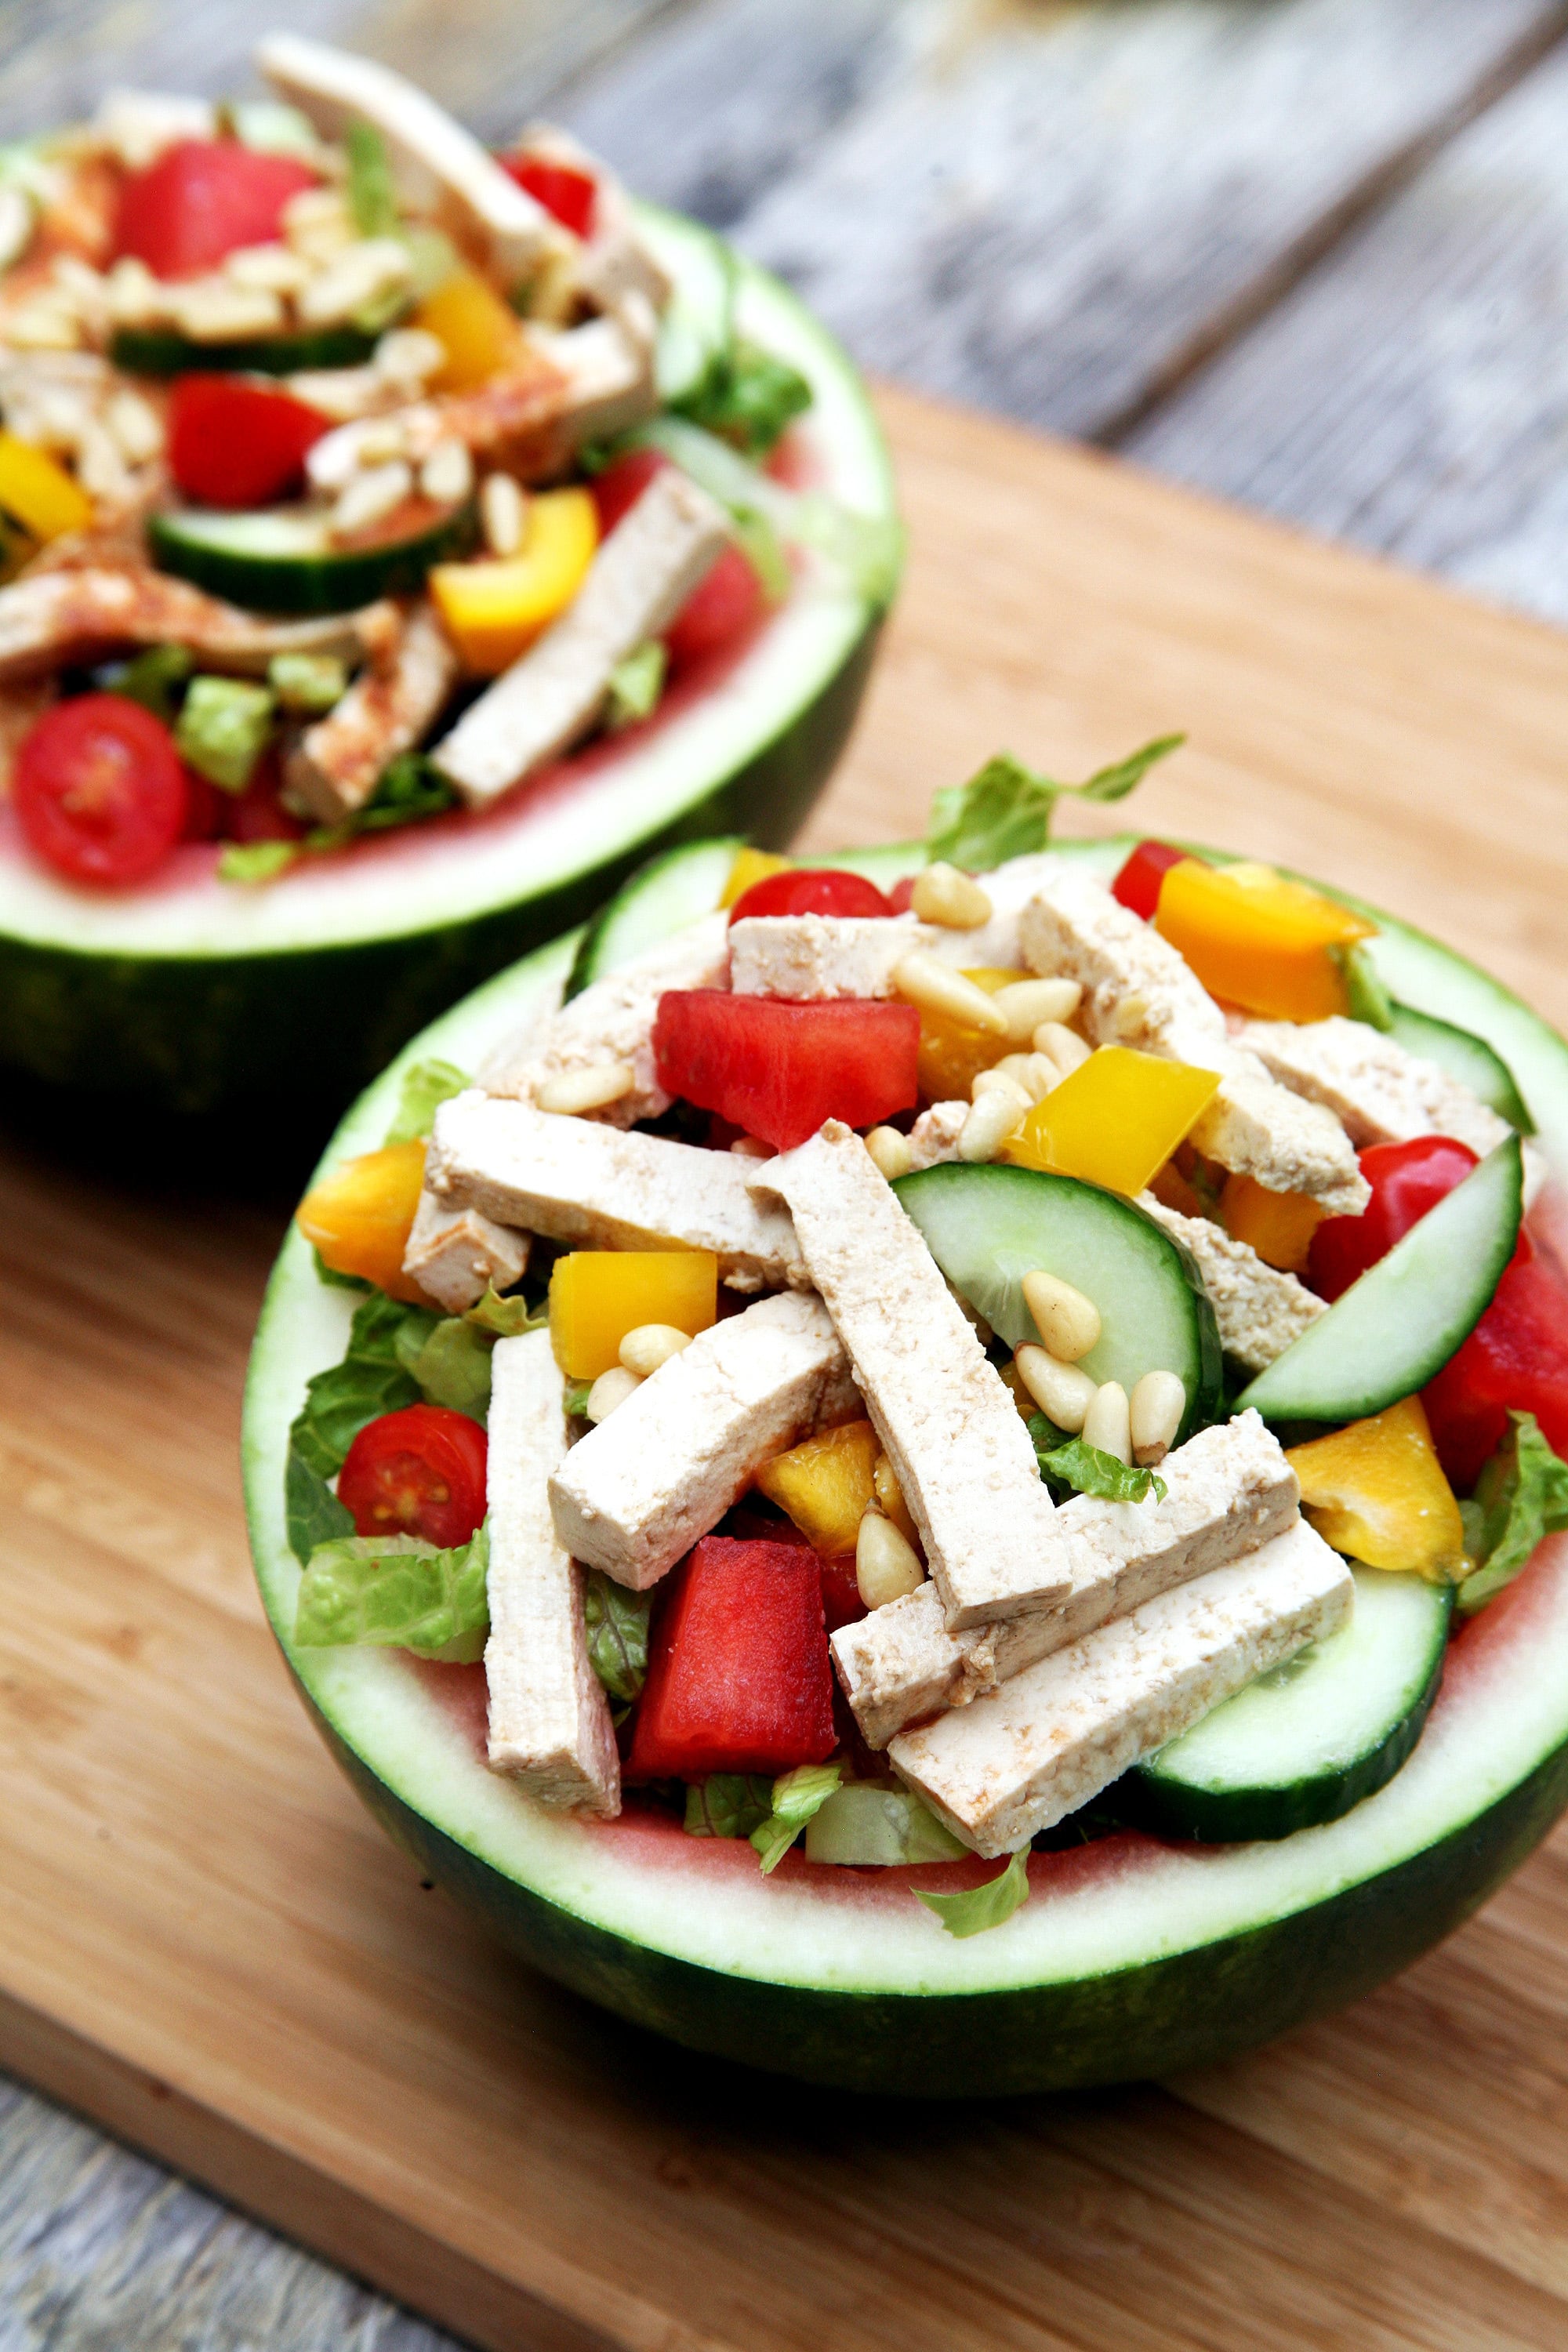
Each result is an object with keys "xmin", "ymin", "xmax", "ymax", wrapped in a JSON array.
[
  {"xmin": 605, "ymin": 639, "xmax": 667, "ymax": 731},
  {"xmin": 927, "ymin": 739, "xmax": 1185, "ymax": 872},
  {"xmin": 803, "ymin": 1781, "xmax": 967, "ymax": 1865},
  {"xmin": 353, "ymin": 750, "xmax": 458, "ymax": 832},
  {"xmin": 1457, "ymin": 1411, "xmax": 1568, "ymax": 1613},
  {"xmin": 564, "ymin": 1378, "xmax": 594, "ymax": 1418},
  {"xmin": 218, "ymin": 840, "xmax": 299, "ymax": 887},
  {"xmin": 102, "ymin": 641, "xmax": 192, "ymax": 723},
  {"xmin": 289, "ymin": 1291, "xmax": 424, "ymax": 1485},
  {"xmin": 347, "ymin": 119, "xmax": 400, "ymax": 238},
  {"xmin": 916, "ymin": 1846, "xmax": 1031, "ymax": 1937},
  {"xmin": 464, "ymin": 1285, "xmax": 543, "ymax": 1337},
  {"xmin": 269, "ymin": 650, "xmax": 348, "ymax": 713},
  {"xmin": 674, "ymin": 338, "xmax": 813, "ymax": 457},
  {"xmin": 295, "ymin": 1523, "xmax": 489, "ymax": 1662},
  {"xmin": 408, "ymin": 1316, "xmax": 494, "ymax": 1421},
  {"xmin": 583, "ymin": 1572, "xmax": 654, "ymax": 1705},
  {"xmin": 684, "ymin": 1774, "xmax": 774, "ymax": 1838},
  {"xmin": 285, "ymin": 1446, "xmax": 354, "ymax": 1569},
  {"xmin": 1331, "ymin": 941, "xmax": 1396, "ymax": 1033},
  {"xmin": 384, "ymin": 1057, "xmax": 470, "ymax": 1145},
  {"xmin": 312, "ymin": 1247, "xmax": 369, "ymax": 1291},
  {"xmin": 750, "ymin": 1761, "xmax": 844, "ymax": 1874},
  {"xmin": 1029, "ymin": 1414, "xmax": 1167, "ymax": 1504},
  {"xmin": 176, "ymin": 675, "xmax": 275, "ymax": 792}
]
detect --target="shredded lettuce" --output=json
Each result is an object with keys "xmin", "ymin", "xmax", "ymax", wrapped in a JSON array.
[
  {"xmin": 684, "ymin": 1775, "xmax": 774, "ymax": 1839},
  {"xmin": 750, "ymin": 1761, "xmax": 844, "ymax": 1873},
  {"xmin": 346, "ymin": 119, "xmax": 400, "ymax": 239},
  {"xmin": 176, "ymin": 675, "xmax": 275, "ymax": 793},
  {"xmin": 295, "ymin": 1523, "xmax": 489, "ymax": 1662},
  {"xmin": 803, "ymin": 1781, "xmax": 967, "ymax": 1865},
  {"xmin": 312, "ymin": 1247, "xmax": 370, "ymax": 1290},
  {"xmin": 465, "ymin": 1285, "xmax": 543, "ymax": 1338},
  {"xmin": 1029, "ymin": 1413, "xmax": 1167, "ymax": 1504},
  {"xmin": 916, "ymin": 1846, "xmax": 1031, "ymax": 1937},
  {"xmin": 1332, "ymin": 941, "xmax": 1396, "ymax": 1033},
  {"xmin": 288, "ymin": 1290, "xmax": 423, "ymax": 1516},
  {"xmin": 927, "ymin": 739, "xmax": 1185, "ymax": 872},
  {"xmin": 269, "ymin": 651, "xmax": 349, "ymax": 713},
  {"xmin": 220, "ymin": 840, "xmax": 299, "ymax": 886},
  {"xmin": 383, "ymin": 1058, "xmax": 470, "ymax": 1145},
  {"xmin": 1458, "ymin": 1411, "xmax": 1568, "ymax": 1613},
  {"xmin": 564, "ymin": 1378, "xmax": 594, "ymax": 1418},
  {"xmin": 102, "ymin": 641, "xmax": 192, "ymax": 723},
  {"xmin": 605, "ymin": 639, "xmax": 667, "ymax": 731},
  {"xmin": 675, "ymin": 339, "xmax": 813, "ymax": 458},
  {"xmin": 584, "ymin": 1572, "xmax": 653, "ymax": 1705}
]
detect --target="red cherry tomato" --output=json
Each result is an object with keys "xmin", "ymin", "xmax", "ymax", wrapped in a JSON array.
[
  {"xmin": 337, "ymin": 1404, "xmax": 488, "ymax": 1549},
  {"xmin": 666, "ymin": 544, "xmax": 765, "ymax": 671},
  {"xmin": 728, "ymin": 867, "xmax": 895, "ymax": 925},
  {"xmin": 180, "ymin": 766, "xmax": 226, "ymax": 841},
  {"xmin": 499, "ymin": 153, "xmax": 597, "ymax": 239},
  {"xmin": 589, "ymin": 447, "xmax": 669, "ymax": 536},
  {"xmin": 1308, "ymin": 1136, "xmax": 1483, "ymax": 1303},
  {"xmin": 223, "ymin": 752, "xmax": 304, "ymax": 844},
  {"xmin": 13, "ymin": 695, "xmax": 188, "ymax": 886},
  {"xmin": 1111, "ymin": 839, "xmax": 1192, "ymax": 921},
  {"xmin": 169, "ymin": 376, "xmax": 330, "ymax": 510},
  {"xmin": 115, "ymin": 140, "xmax": 318, "ymax": 280}
]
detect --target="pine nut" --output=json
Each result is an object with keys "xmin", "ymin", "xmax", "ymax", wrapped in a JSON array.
[
  {"xmin": 1082, "ymin": 1381, "xmax": 1131, "ymax": 1465},
  {"xmin": 856, "ymin": 1508, "xmax": 926, "ymax": 1608},
  {"xmin": 873, "ymin": 1450, "xmax": 920, "ymax": 1549},
  {"xmin": 332, "ymin": 459, "xmax": 412, "ymax": 536},
  {"xmin": 585, "ymin": 1365, "xmax": 641, "ymax": 1422},
  {"xmin": 619, "ymin": 1323, "xmax": 692, "ymax": 1377},
  {"xmin": 420, "ymin": 437, "xmax": 474, "ymax": 506},
  {"xmin": 1014, "ymin": 1345, "xmax": 1097, "ymax": 1432},
  {"xmin": 909, "ymin": 861, "xmax": 993, "ymax": 928},
  {"xmin": 993, "ymin": 1051, "xmax": 1057, "ymax": 1102},
  {"xmin": 728, "ymin": 1134, "xmax": 774, "ymax": 1159},
  {"xmin": 959, "ymin": 1089, "xmax": 1027, "ymax": 1162},
  {"xmin": 481, "ymin": 470, "xmax": 528, "ymax": 557},
  {"xmin": 535, "ymin": 1062, "xmax": 635, "ymax": 1115},
  {"xmin": 1131, "ymin": 1370, "xmax": 1186, "ymax": 1466},
  {"xmin": 971, "ymin": 1069, "xmax": 1033, "ymax": 1114},
  {"xmin": 993, "ymin": 976, "xmax": 1083, "ymax": 1041},
  {"xmin": 1022, "ymin": 1269, "xmax": 1102, "ymax": 1362},
  {"xmin": 376, "ymin": 325, "xmax": 446, "ymax": 385},
  {"xmin": 864, "ymin": 1125, "xmax": 913, "ymax": 1180},
  {"xmin": 892, "ymin": 953, "xmax": 1009, "ymax": 1035},
  {"xmin": 1113, "ymin": 992, "xmax": 1151, "ymax": 1042},
  {"xmin": 1033, "ymin": 1022, "xmax": 1093, "ymax": 1076}
]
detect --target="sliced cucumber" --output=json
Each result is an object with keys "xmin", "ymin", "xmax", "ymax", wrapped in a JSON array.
[
  {"xmin": 1129, "ymin": 1566, "xmax": 1452, "ymax": 1842},
  {"xmin": 655, "ymin": 223, "xmax": 735, "ymax": 406},
  {"xmin": 1388, "ymin": 1000, "xmax": 1535, "ymax": 1134},
  {"xmin": 1238, "ymin": 1134, "xmax": 1523, "ymax": 1427},
  {"xmin": 147, "ymin": 498, "xmax": 477, "ymax": 616},
  {"xmin": 111, "ymin": 323, "xmax": 389, "ymax": 378},
  {"xmin": 893, "ymin": 1162, "xmax": 1223, "ymax": 1443}
]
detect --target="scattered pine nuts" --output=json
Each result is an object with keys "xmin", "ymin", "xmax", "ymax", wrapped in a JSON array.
[
  {"xmin": 971, "ymin": 1069, "xmax": 1033, "ymax": 1112},
  {"xmin": 992, "ymin": 975, "xmax": 1083, "ymax": 1042},
  {"xmin": 1022, "ymin": 1269, "xmax": 1102, "ymax": 1362},
  {"xmin": 993, "ymin": 1051, "xmax": 1057, "ymax": 1102},
  {"xmin": 534, "ymin": 1062, "xmax": 635, "ymax": 1115},
  {"xmin": 481, "ymin": 470, "xmax": 529, "ymax": 557},
  {"xmin": 892, "ymin": 953, "xmax": 1010, "ymax": 1036},
  {"xmin": 856, "ymin": 1508, "xmax": 926, "ymax": 1608},
  {"xmin": 619, "ymin": 1323, "xmax": 693, "ymax": 1377},
  {"xmin": 1014, "ymin": 1345, "xmax": 1097, "ymax": 1432},
  {"xmin": 910, "ymin": 861, "xmax": 993, "ymax": 928},
  {"xmin": 1082, "ymin": 1381, "xmax": 1132, "ymax": 1465},
  {"xmin": 1033, "ymin": 1021, "xmax": 1093, "ymax": 1077},
  {"xmin": 728, "ymin": 1134, "xmax": 774, "ymax": 1159},
  {"xmin": 864, "ymin": 1125, "xmax": 913, "ymax": 1180},
  {"xmin": 1113, "ymin": 992, "xmax": 1151, "ymax": 1043},
  {"xmin": 585, "ymin": 1365, "xmax": 641, "ymax": 1422},
  {"xmin": 1130, "ymin": 1370, "xmax": 1186, "ymax": 1466},
  {"xmin": 420, "ymin": 437, "xmax": 474, "ymax": 506},
  {"xmin": 959, "ymin": 1087, "xmax": 1027, "ymax": 1162},
  {"xmin": 332, "ymin": 459, "xmax": 413, "ymax": 537}
]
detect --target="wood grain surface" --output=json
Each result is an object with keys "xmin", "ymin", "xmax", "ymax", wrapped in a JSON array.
[{"xmin": 5, "ymin": 383, "xmax": 1568, "ymax": 2352}]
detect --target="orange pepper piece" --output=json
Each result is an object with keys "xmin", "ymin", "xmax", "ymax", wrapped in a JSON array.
[
  {"xmin": 1155, "ymin": 858, "xmax": 1376, "ymax": 1022},
  {"xmin": 413, "ymin": 266, "xmax": 528, "ymax": 391},
  {"xmin": 916, "ymin": 968, "xmax": 1021, "ymax": 1103},
  {"xmin": 1220, "ymin": 1171, "xmax": 1325, "ymax": 1273},
  {"xmin": 296, "ymin": 1138, "xmax": 430, "ymax": 1303},
  {"xmin": 1287, "ymin": 1397, "xmax": 1465, "ymax": 1583}
]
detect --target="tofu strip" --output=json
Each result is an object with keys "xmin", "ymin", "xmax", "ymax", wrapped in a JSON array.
[
  {"xmin": 751, "ymin": 1123, "xmax": 1087, "ymax": 1628},
  {"xmin": 477, "ymin": 910, "xmax": 732, "ymax": 1127},
  {"xmin": 485, "ymin": 1330, "xmax": 620, "ymax": 1814},
  {"xmin": 427, "ymin": 1091, "xmax": 804, "ymax": 1292},
  {"xmin": 432, "ymin": 470, "xmax": 731, "ymax": 806},
  {"xmin": 1019, "ymin": 872, "xmax": 1369, "ymax": 1215},
  {"xmin": 0, "ymin": 564, "xmax": 383, "ymax": 684},
  {"xmin": 549, "ymin": 1293, "xmax": 859, "ymax": 1589},
  {"xmin": 1239, "ymin": 1016, "xmax": 1510, "ymax": 1159},
  {"xmin": 1137, "ymin": 1194, "xmax": 1326, "ymax": 1373},
  {"xmin": 891, "ymin": 1520, "xmax": 1353, "ymax": 1857},
  {"xmin": 833, "ymin": 1412, "xmax": 1300, "ymax": 1747},
  {"xmin": 729, "ymin": 913, "xmax": 933, "ymax": 1000},
  {"xmin": 285, "ymin": 601, "xmax": 459, "ymax": 825},
  {"xmin": 402, "ymin": 1190, "xmax": 529, "ymax": 1314}
]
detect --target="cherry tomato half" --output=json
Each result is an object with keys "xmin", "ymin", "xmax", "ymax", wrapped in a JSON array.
[
  {"xmin": 727, "ymin": 867, "xmax": 895, "ymax": 925},
  {"xmin": 169, "ymin": 376, "xmax": 330, "ymax": 510},
  {"xmin": 1308, "ymin": 1135, "xmax": 1483, "ymax": 1303},
  {"xmin": 337, "ymin": 1403, "xmax": 488, "ymax": 1550},
  {"xmin": 14, "ymin": 695, "xmax": 188, "ymax": 886},
  {"xmin": 115, "ymin": 140, "xmax": 319, "ymax": 280},
  {"xmin": 1111, "ymin": 839, "xmax": 1192, "ymax": 922},
  {"xmin": 499, "ymin": 153, "xmax": 598, "ymax": 240}
]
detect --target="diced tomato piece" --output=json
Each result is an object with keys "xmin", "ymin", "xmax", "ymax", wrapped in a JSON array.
[
  {"xmin": 499, "ymin": 153, "xmax": 597, "ymax": 239},
  {"xmin": 180, "ymin": 765, "xmax": 225, "ymax": 840},
  {"xmin": 169, "ymin": 375, "xmax": 330, "ymax": 510},
  {"xmin": 1111, "ymin": 838, "xmax": 1191, "ymax": 922},
  {"xmin": 13, "ymin": 694, "xmax": 188, "ymax": 886},
  {"xmin": 665, "ymin": 543, "xmax": 765, "ymax": 670},
  {"xmin": 588, "ymin": 447, "xmax": 668, "ymax": 536},
  {"xmin": 654, "ymin": 990, "xmax": 920, "ymax": 1152},
  {"xmin": 886, "ymin": 876, "xmax": 917, "ymax": 913},
  {"xmin": 727, "ymin": 867, "xmax": 894, "ymax": 924},
  {"xmin": 1425, "ymin": 1255, "xmax": 1568, "ymax": 1487},
  {"xmin": 1308, "ymin": 1135, "xmax": 1482, "ymax": 1303},
  {"xmin": 626, "ymin": 1535, "xmax": 836, "ymax": 1779},
  {"xmin": 818, "ymin": 1555, "xmax": 867, "ymax": 1633},
  {"xmin": 115, "ymin": 140, "xmax": 319, "ymax": 280},
  {"xmin": 1421, "ymin": 1352, "xmax": 1512, "ymax": 1494},
  {"xmin": 222, "ymin": 752, "xmax": 305, "ymax": 844},
  {"xmin": 337, "ymin": 1403, "xmax": 488, "ymax": 1549}
]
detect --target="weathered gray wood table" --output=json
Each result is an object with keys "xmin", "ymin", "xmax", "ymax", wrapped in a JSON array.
[{"xmin": 6, "ymin": 0, "xmax": 1568, "ymax": 2341}]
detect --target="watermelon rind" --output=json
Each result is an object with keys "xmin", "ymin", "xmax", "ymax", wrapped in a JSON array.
[
  {"xmin": 0, "ymin": 208, "xmax": 897, "ymax": 1114},
  {"xmin": 241, "ymin": 837, "xmax": 1568, "ymax": 2093}
]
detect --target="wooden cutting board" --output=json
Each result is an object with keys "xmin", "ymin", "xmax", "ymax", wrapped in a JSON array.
[{"xmin": 6, "ymin": 383, "xmax": 1568, "ymax": 2352}]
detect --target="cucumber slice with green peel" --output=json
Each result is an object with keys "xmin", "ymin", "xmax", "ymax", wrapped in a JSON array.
[
  {"xmin": 1238, "ymin": 1134, "xmax": 1523, "ymax": 1428},
  {"xmin": 111, "ymin": 322, "xmax": 390, "ymax": 378},
  {"xmin": 1388, "ymin": 1000, "xmax": 1535, "ymax": 1134},
  {"xmin": 147, "ymin": 498, "xmax": 478, "ymax": 615},
  {"xmin": 893, "ymin": 1162, "xmax": 1223, "ymax": 1445},
  {"xmin": 1129, "ymin": 1566, "xmax": 1453, "ymax": 1842}
]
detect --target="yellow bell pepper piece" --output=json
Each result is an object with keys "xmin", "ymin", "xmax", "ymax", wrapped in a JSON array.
[
  {"xmin": 756, "ymin": 1418, "xmax": 880, "ymax": 1555},
  {"xmin": 873, "ymin": 1448, "xmax": 920, "ymax": 1550},
  {"xmin": 1155, "ymin": 858, "xmax": 1377, "ymax": 1022},
  {"xmin": 1006, "ymin": 1047, "xmax": 1220, "ymax": 1196},
  {"xmin": 1220, "ymin": 1171, "xmax": 1324, "ymax": 1273},
  {"xmin": 549, "ymin": 1249, "xmax": 717, "ymax": 1380},
  {"xmin": 1287, "ymin": 1397, "xmax": 1465, "ymax": 1583},
  {"xmin": 296, "ymin": 1139, "xmax": 430, "ymax": 1304},
  {"xmin": 430, "ymin": 488, "xmax": 599, "ymax": 676},
  {"xmin": 412, "ymin": 267, "xmax": 528, "ymax": 392},
  {"xmin": 916, "ymin": 969, "xmax": 1021, "ymax": 1104},
  {"xmin": 0, "ymin": 430, "xmax": 92, "ymax": 543},
  {"xmin": 720, "ymin": 847, "xmax": 792, "ymax": 908}
]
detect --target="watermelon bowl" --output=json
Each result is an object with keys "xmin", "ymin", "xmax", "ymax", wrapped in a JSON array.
[
  {"xmin": 0, "ymin": 208, "xmax": 896, "ymax": 1120},
  {"xmin": 241, "ymin": 833, "xmax": 1568, "ymax": 2096}
]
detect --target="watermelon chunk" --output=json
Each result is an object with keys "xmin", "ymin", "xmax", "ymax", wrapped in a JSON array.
[
  {"xmin": 652, "ymin": 990, "xmax": 919, "ymax": 1151},
  {"xmin": 627, "ymin": 1536, "xmax": 837, "ymax": 1779}
]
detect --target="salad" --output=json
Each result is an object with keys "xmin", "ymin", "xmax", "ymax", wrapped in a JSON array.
[{"xmin": 270, "ymin": 744, "xmax": 1568, "ymax": 1967}]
